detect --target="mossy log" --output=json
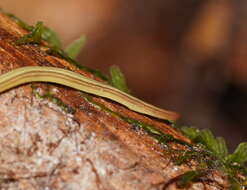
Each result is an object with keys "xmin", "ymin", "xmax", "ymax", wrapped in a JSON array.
[{"xmin": 0, "ymin": 12, "xmax": 229, "ymax": 190}]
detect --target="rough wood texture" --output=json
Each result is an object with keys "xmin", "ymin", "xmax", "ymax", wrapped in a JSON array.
[{"xmin": 0, "ymin": 12, "xmax": 228, "ymax": 190}]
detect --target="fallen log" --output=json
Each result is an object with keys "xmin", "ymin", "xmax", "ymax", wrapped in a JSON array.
[{"xmin": 0, "ymin": 10, "xmax": 244, "ymax": 190}]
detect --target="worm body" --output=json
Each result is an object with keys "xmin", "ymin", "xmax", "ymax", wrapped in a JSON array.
[{"xmin": 0, "ymin": 66, "xmax": 179, "ymax": 121}]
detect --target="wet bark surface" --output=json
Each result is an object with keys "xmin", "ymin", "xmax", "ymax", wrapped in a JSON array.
[{"xmin": 0, "ymin": 13, "xmax": 229, "ymax": 190}]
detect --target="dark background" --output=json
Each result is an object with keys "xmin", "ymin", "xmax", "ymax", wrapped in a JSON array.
[{"xmin": 2, "ymin": 0, "xmax": 246, "ymax": 151}]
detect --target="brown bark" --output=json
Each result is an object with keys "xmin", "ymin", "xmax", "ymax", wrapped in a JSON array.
[{"xmin": 0, "ymin": 12, "xmax": 228, "ymax": 190}]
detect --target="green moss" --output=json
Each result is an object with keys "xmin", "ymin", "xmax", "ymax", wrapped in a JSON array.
[
  {"xmin": 177, "ymin": 170, "xmax": 205, "ymax": 188},
  {"xmin": 0, "ymin": 8, "xmax": 62, "ymax": 48},
  {"xmin": 2, "ymin": 9, "xmax": 134, "ymax": 91},
  {"xmin": 81, "ymin": 92, "xmax": 191, "ymax": 147},
  {"xmin": 126, "ymin": 118, "xmax": 192, "ymax": 147},
  {"xmin": 32, "ymin": 85, "xmax": 75, "ymax": 114},
  {"xmin": 109, "ymin": 65, "xmax": 130, "ymax": 93},
  {"xmin": 41, "ymin": 25, "xmax": 62, "ymax": 48},
  {"xmin": 172, "ymin": 149, "xmax": 202, "ymax": 165},
  {"xmin": 65, "ymin": 36, "xmax": 86, "ymax": 59},
  {"xmin": 181, "ymin": 126, "xmax": 247, "ymax": 189},
  {"xmin": 181, "ymin": 127, "xmax": 229, "ymax": 159},
  {"xmin": 1, "ymin": 10, "xmax": 108, "ymax": 81},
  {"xmin": 228, "ymin": 176, "xmax": 244, "ymax": 190},
  {"xmin": 16, "ymin": 21, "xmax": 44, "ymax": 45},
  {"xmin": 225, "ymin": 143, "xmax": 247, "ymax": 167},
  {"xmin": 82, "ymin": 94, "xmax": 246, "ymax": 188}
]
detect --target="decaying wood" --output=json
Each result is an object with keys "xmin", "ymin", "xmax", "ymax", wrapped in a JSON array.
[{"xmin": 0, "ymin": 12, "xmax": 229, "ymax": 190}]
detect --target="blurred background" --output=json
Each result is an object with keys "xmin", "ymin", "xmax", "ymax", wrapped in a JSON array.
[{"xmin": 1, "ymin": 0, "xmax": 246, "ymax": 151}]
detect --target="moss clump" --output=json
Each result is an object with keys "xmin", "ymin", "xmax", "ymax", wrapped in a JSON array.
[
  {"xmin": 181, "ymin": 126, "xmax": 247, "ymax": 189},
  {"xmin": 16, "ymin": 21, "xmax": 44, "ymax": 45}
]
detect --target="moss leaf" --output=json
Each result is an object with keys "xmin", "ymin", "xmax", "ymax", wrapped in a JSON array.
[
  {"xmin": 42, "ymin": 26, "xmax": 62, "ymax": 48},
  {"xmin": 109, "ymin": 65, "xmax": 130, "ymax": 93},
  {"xmin": 16, "ymin": 21, "xmax": 44, "ymax": 45},
  {"xmin": 177, "ymin": 170, "xmax": 204, "ymax": 188},
  {"xmin": 181, "ymin": 126, "xmax": 200, "ymax": 140},
  {"xmin": 65, "ymin": 36, "xmax": 86, "ymax": 59},
  {"xmin": 226, "ymin": 142, "xmax": 247, "ymax": 166}
]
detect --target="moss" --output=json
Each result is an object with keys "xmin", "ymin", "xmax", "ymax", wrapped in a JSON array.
[
  {"xmin": 2, "ymin": 9, "xmax": 136, "ymax": 91},
  {"xmin": 177, "ymin": 170, "xmax": 205, "ymax": 188},
  {"xmin": 181, "ymin": 127, "xmax": 247, "ymax": 189},
  {"xmin": 109, "ymin": 65, "xmax": 130, "ymax": 93},
  {"xmin": 82, "ymin": 93, "xmax": 247, "ymax": 188},
  {"xmin": 31, "ymin": 85, "xmax": 75, "ymax": 114},
  {"xmin": 65, "ymin": 36, "xmax": 86, "ymax": 59},
  {"xmin": 0, "ymin": 9, "xmax": 109, "ymax": 81},
  {"xmin": 16, "ymin": 21, "xmax": 44, "ymax": 45},
  {"xmin": 81, "ymin": 93, "xmax": 191, "ymax": 147}
]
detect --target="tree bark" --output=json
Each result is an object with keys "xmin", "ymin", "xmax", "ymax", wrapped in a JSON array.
[{"xmin": 0, "ymin": 12, "xmax": 228, "ymax": 190}]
